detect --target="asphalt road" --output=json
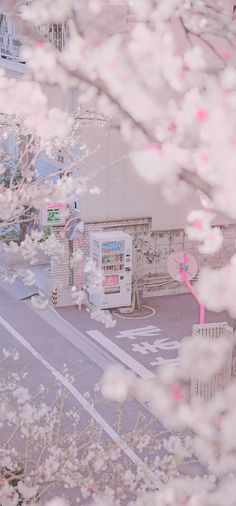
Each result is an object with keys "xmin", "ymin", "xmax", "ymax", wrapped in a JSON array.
[
  {"xmin": 1, "ymin": 282, "xmax": 234, "ymax": 502},
  {"xmin": 57, "ymin": 293, "xmax": 236, "ymax": 374},
  {"xmin": 0, "ymin": 283, "xmax": 168, "ymax": 503}
]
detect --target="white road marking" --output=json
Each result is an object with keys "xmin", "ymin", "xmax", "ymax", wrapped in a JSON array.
[
  {"xmin": 28, "ymin": 301, "xmax": 118, "ymax": 370},
  {"xmin": 0, "ymin": 315, "xmax": 164, "ymax": 489},
  {"xmin": 115, "ymin": 325, "xmax": 161, "ymax": 340},
  {"xmin": 131, "ymin": 338, "xmax": 180, "ymax": 355},
  {"xmin": 87, "ymin": 330, "xmax": 155, "ymax": 380}
]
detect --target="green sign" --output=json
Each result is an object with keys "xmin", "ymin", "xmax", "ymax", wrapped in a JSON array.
[{"xmin": 47, "ymin": 208, "xmax": 61, "ymax": 224}]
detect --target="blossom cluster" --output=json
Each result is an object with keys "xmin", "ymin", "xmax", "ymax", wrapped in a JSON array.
[
  {"xmin": 101, "ymin": 331, "xmax": 236, "ymax": 478},
  {"xmin": 0, "ymin": 350, "xmax": 186, "ymax": 505},
  {"xmin": 0, "ymin": 0, "xmax": 236, "ymax": 315}
]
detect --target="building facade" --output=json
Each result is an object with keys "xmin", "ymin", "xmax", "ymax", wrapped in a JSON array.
[{"xmin": 0, "ymin": 10, "xmax": 235, "ymax": 307}]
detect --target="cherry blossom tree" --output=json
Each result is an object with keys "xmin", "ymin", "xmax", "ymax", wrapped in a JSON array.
[
  {"xmin": 0, "ymin": 0, "xmax": 235, "ymax": 314},
  {"xmin": 1, "ymin": 2, "xmax": 236, "ymax": 503},
  {"xmin": 0, "ymin": 349, "xmax": 187, "ymax": 506},
  {"xmin": 101, "ymin": 331, "xmax": 236, "ymax": 506}
]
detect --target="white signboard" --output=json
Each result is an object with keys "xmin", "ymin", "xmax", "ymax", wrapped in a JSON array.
[{"xmin": 41, "ymin": 204, "xmax": 67, "ymax": 226}]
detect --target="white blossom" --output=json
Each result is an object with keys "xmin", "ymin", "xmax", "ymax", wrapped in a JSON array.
[
  {"xmin": 179, "ymin": 335, "xmax": 232, "ymax": 380},
  {"xmin": 12, "ymin": 387, "xmax": 31, "ymax": 405},
  {"xmin": 31, "ymin": 294, "xmax": 49, "ymax": 309},
  {"xmin": 196, "ymin": 260, "xmax": 236, "ymax": 316},
  {"xmin": 100, "ymin": 365, "xmax": 136, "ymax": 402},
  {"xmin": 44, "ymin": 499, "xmax": 68, "ymax": 506},
  {"xmin": 17, "ymin": 482, "xmax": 38, "ymax": 500},
  {"xmin": 184, "ymin": 46, "xmax": 206, "ymax": 71},
  {"xmin": 186, "ymin": 210, "xmax": 223, "ymax": 254}
]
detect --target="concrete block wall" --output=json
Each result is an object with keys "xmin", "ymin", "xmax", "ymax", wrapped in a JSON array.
[
  {"xmin": 142, "ymin": 224, "xmax": 234, "ymax": 297},
  {"xmin": 82, "ymin": 217, "xmax": 152, "ymax": 258}
]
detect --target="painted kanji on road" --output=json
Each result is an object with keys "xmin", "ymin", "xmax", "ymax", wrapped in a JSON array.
[
  {"xmin": 115, "ymin": 325, "xmax": 161, "ymax": 340},
  {"xmin": 131, "ymin": 338, "xmax": 180, "ymax": 355},
  {"xmin": 114, "ymin": 325, "xmax": 181, "ymax": 368}
]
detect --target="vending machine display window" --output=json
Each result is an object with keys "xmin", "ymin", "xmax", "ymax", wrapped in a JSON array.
[
  {"xmin": 103, "ymin": 275, "xmax": 119, "ymax": 287},
  {"xmin": 101, "ymin": 241, "xmax": 125, "ymax": 274}
]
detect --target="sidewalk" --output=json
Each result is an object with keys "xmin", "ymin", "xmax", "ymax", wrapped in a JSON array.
[{"xmin": 0, "ymin": 257, "xmax": 50, "ymax": 300}]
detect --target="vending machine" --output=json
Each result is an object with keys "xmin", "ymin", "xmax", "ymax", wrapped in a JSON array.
[{"xmin": 89, "ymin": 231, "xmax": 132, "ymax": 309}]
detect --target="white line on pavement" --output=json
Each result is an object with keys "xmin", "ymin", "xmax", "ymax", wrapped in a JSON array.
[
  {"xmin": 86, "ymin": 330, "xmax": 155, "ymax": 380},
  {"xmin": 28, "ymin": 302, "xmax": 118, "ymax": 370},
  {"xmin": 0, "ymin": 315, "xmax": 164, "ymax": 489}
]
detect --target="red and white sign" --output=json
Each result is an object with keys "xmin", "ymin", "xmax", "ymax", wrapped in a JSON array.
[{"xmin": 40, "ymin": 203, "xmax": 67, "ymax": 226}]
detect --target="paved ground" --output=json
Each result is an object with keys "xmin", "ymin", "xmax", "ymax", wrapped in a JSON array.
[
  {"xmin": 0, "ymin": 280, "xmax": 234, "ymax": 502},
  {"xmin": 0, "ymin": 281, "xmax": 168, "ymax": 502},
  {"xmin": 57, "ymin": 294, "xmax": 236, "ymax": 375}
]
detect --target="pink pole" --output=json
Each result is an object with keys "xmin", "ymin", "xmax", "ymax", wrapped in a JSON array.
[
  {"xmin": 181, "ymin": 254, "xmax": 205, "ymax": 324},
  {"xmin": 77, "ymin": 237, "xmax": 82, "ymax": 311}
]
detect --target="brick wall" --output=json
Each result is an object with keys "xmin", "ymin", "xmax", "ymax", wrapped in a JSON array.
[
  {"xmin": 50, "ymin": 226, "xmax": 74, "ymax": 306},
  {"xmin": 49, "ymin": 217, "xmax": 151, "ymax": 306},
  {"xmin": 49, "ymin": 220, "xmax": 236, "ymax": 306}
]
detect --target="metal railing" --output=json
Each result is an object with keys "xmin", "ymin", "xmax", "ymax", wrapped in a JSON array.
[
  {"xmin": 0, "ymin": 13, "xmax": 66, "ymax": 62},
  {"xmin": 47, "ymin": 23, "xmax": 66, "ymax": 52},
  {"xmin": 0, "ymin": 13, "xmax": 21, "ymax": 61}
]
